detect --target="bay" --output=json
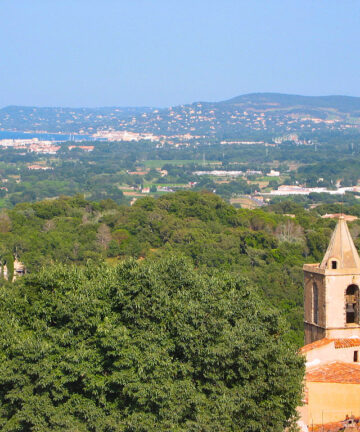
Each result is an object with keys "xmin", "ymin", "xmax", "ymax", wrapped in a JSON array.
[{"xmin": 0, "ymin": 130, "xmax": 92, "ymax": 141}]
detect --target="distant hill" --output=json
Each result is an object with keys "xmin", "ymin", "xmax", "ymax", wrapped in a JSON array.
[
  {"xmin": 222, "ymin": 93, "xmax": 360, "ymax": 112},
  {"xmin": 0, "ymin": 106, "xmax": 153, "ymax": 134},
  {"xmin": 1, "ymin": 93, "xmax": 360, "ymax": 137}
]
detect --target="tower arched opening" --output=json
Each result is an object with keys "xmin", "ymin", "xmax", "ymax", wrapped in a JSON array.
[
  {"xmin": 346, "ymin": 284, "xmax": 359, "ymax": 324},
  {"xmin": 313, "ymin": 283, "xmax": 318, "ymax": 324}
]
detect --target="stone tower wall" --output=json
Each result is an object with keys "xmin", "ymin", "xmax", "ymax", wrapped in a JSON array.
[
  {"xmin": 304, "ymin": 270, "xmax": 326, "ymax": 344},
  {"xmin": 304, "ymin": 266, "xmax": 360, "ymax": 344}
]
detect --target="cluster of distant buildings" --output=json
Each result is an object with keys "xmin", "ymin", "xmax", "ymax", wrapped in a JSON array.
[
  {"xmin": 269, "ymin": 185, "xmax": 360, "ymax": 196},
  {"xmin": 93, "ymin": 130, "xmax": 200, "ymax": 147},
  {"xmin": 103, "ymin": 103, "xmax": 360, "ymax": 137},
  {"xmin": 27, "ymin": 164, "xmax": 53, "ymax": 171},
  {"xmin": 194, "ymin": 170, "xmax": 247, "ymax": 177},
  {"xmin": 141, "ymin": 186, "xmax": 174, "ymax": 194},
  {"xmin": 0, "ymin": 138, "xmax": 96, "ymax": 155},
  {"xmin": 0, "ymin": 138, "xmax": 60, "ymax": 154},
  {"xmin": 273, "ymin": 133, "xmax": 312, "ymax": 145},
  {"xmin": 220, "ymin": 140, "xmax": 267, "ymax": 145},
  {"xmin": 193, "ymin": 169, "xmax": 280, "ymax": 177},
  {"xmin": 93, "ymin": 131, "xmax": 160, "ymax": 142},
  {"xmin": 68, "ymin": 145, "xmax": 94, "ymax": 152}
]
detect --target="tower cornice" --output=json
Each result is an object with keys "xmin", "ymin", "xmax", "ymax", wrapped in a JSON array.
[{"xmin": 303, "ymin": 263, "xmax": 360, "ymax": 276}]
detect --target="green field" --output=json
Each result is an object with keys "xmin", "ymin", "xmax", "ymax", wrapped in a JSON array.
[{"xmin": 255, "ymin": 175, "xmax": 288, "ymax": 182}]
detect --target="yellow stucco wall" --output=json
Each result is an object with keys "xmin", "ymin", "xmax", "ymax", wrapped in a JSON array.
[{"xmin": 307, "ymin": 382, "xmax": 360, "ymax": 424}]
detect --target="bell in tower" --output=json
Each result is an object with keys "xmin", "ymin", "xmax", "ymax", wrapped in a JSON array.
[{"xmin": 303, "ymin": 216, "xmax": 360, "ymax": 344}]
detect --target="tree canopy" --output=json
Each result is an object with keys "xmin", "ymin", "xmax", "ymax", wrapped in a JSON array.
[
  {"xmin": 0, "ymin": 191, "xmax": 345, "ymax": 345},
  {"xmin": 0, "ymin": 256, "xmax": 304, "ymax": 431}
]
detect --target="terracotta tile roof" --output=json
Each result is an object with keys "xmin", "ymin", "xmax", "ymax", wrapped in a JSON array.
[
  {"xmin": 306, "ymin": 361, "xmax": 360, "ymax": 384},
  {"xmin": 309, "ymin": 422, "xmax": 343, "ymax": 432},
  {"xmin": 300, "ymin": 337, "xmax": 360, "ymax": 354},
  {"xmin": 334, "ymin": 338, "xmax": 360, "ymax": 349},
  {"xmin": 309, "ymin": 417, "xmax": 360, "ymax": 431},
  {"xmin": 300, "ymin": 338, "xmax": 333, "ymax": 354}
]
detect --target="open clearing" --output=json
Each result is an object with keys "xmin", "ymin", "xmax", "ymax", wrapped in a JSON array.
[{"xmin": 230, "ymin": 196, "xmax": 263, "ymax": 209}]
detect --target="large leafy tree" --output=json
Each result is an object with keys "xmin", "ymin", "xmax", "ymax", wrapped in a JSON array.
[{"xmin": 0, "ymin": 256, "xmax": 304, "ymax": 432}]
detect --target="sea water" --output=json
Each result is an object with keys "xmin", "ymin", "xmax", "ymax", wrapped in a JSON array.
[{"xmin": 0, "ymin": 130, "xmax": 92, "ymax": 141}]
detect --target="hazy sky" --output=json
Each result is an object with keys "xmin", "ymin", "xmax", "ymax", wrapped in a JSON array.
[{"xmin": 0, "ymin": 0, "xmax": 359, "ymax": 107}]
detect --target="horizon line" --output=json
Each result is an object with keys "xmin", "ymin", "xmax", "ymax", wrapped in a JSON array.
[{"xmin": 1, "ymin": 92, "xmax": 360, "ymax": 110}]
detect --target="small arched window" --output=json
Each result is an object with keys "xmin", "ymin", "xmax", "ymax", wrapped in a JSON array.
[
  {"xmin": 313, "ymin": 283, "xmax": 318, "ymax": 324},
  {"xmin": 328, "ymin": 258, "xmax": 338, "ymax": 269},
  {"xmin": 346, "ymin": 285, "xmax": 359, "ymax": 324}
]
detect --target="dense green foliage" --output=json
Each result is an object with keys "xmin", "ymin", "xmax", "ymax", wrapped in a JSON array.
[
  {"xmin": 3, "ymin": 95, "xmax": 360, "ymax": 430},
  {"xmin": 2, "ymin": 132, "xmax": 360, "ymax": 207},
  {"xmin": 0, "ymin": 256, "xmax": 304, "ymax": 431},
  {"xmin": 0, "ymin": 191, "xmax": 348, "ymax": 345}
]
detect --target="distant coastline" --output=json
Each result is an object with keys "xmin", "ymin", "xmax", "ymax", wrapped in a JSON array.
[{"xmin": 0, "ymin": 130, "xmax": 92, "ymax": 141}]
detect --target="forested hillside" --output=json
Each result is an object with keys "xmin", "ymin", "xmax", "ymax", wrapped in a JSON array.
[
  {"xmin": 2, "ymin": 93, "xmax": 360, "ymax": 136},
  {"xmin": 0, "ymin": 191, "xmax": 348, "ymax": 346},
  {"xmin": 0, "ymin": 106, "xmax": 152, "ymax": 133},
  {"xmin": 3, "ymin": 190, "xmax": 351, "ymax": 430}
]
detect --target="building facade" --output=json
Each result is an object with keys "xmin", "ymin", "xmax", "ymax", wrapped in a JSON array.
[
  {"xmin": 300, "ymin": 216, "xmax": 360, "ymax": 429},
  {"xmin": 303, "ymin": 216, "xmax": 360, "ymax": 344}
]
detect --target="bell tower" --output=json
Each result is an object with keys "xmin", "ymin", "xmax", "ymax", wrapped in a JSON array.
[{"xmin": 303, "ymin": 216, "xmax": 360, "ymax": 344}]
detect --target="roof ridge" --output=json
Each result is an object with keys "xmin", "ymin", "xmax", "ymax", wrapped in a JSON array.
[
  {"xmin": 300, "ymin": 336, "xmax": 360, "ymax": 354},
  {"xmin": 300, "ymin": 337, "xmax": 334, "ymax": 354},
  {"xmin": 320, "ymin": 217, "xmax": 360, "ymax": 269}
]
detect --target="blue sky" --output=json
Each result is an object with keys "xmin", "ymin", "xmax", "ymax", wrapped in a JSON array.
[{"xmin": 0, "ymin": 0, "xmax": 359, "ymax": 107}]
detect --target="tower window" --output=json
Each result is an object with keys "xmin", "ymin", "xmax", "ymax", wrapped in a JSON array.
[
  {"xmin": 346, "ymin": 285, "xmax": 359, "ymax": 324},
  {"xmin": 332, "ymin": 260, "xmax": 337, "ymax": 269},
  {"xmin": 354, "ymin": 351, "xmax": 358, "ymax": 362},
  {"xmin": 313, "ymin": 283, "xmax": 318, "ymax": 324}
]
